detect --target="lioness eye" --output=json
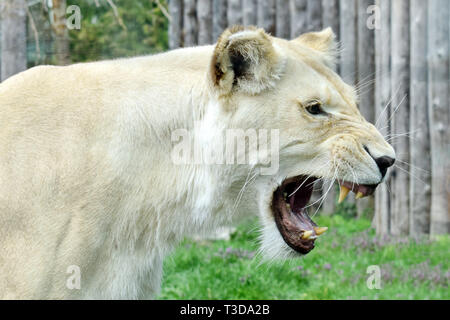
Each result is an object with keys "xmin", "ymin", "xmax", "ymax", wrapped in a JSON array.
[{"xmin": 306, "ymin": 102, "xmax": 324, "ymax": 115}]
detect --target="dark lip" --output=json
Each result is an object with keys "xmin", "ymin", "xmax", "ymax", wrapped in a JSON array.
[
  {"xmin": 340, "ymin": 180, "xmax": 378, "ymax": 197},
  {"xmin": 271, "ymin": 175, "xmax": 318, "ymax": 255}
]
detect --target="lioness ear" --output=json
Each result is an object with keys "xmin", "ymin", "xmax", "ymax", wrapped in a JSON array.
[
  {"xmin": 292, "ymin": 27, "xmax": 337, "ymax": 68},
  {"xmin": 210, "ymin": 26, "xmax": 284, "ymax": 95}
]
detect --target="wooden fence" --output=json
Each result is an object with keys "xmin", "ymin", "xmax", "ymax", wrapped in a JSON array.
[{"xmin": 168, "ymin": 0, "xmax": 449, "ymax": 236}]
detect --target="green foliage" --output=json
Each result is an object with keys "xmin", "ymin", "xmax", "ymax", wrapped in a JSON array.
[
  {"xmin": 159, "ymin": 215, "xmax": 449, "ymax": 300},
  {"xmin": 67, "ymin": 0, "xmax": 168, "ymax": 62}
]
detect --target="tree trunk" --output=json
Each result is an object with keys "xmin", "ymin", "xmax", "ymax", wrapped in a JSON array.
[
  {"xmin": 0, "ymin": 0, "xmax": 27, "ymax": 81},
  {"xmin": 257, "ymin": 0, "xmax": 276, "ymax": 35},
  {"xmin": 390, "ymin": 0, "xmax": 410, "ymax": 236},
  {"xmin": 52, "ymin": 0, "xmax": 70, "ymax": 65},
  {"xmin": 197, "ymin": 0, "xmax": 212, "ymax": 45},
  {"xmin": 356, "ymin": 0, "xmax": 376, "ymax": 218},
  {"xmin": 243, "ymin": 0, "xmax": 257, "ymax": 26},
  {"xmin": 290, "ymin": 0, "xmax": 307, "ymax": 38},
  {"xmin": 227, "ymin": 0, "xmax": 242, "ymax": 26},
  {"xmin": 276, "ymin": 0, "xmax": 290, "ymax": 39},
  {"xmin": 213, "ymin": 0, "xmax": 227, "ymax": 40},
  {"xmin": 374, "ymin": 0, "xmax": 392, "ymax": 234},
  {"xmin": 409, "ymin": 0, "xmax": 431, "ymax": 234},
  {"xmin": 428, "ymin": 0, "xmax": 450, "ymax": 235},
  {"xmin": 306, "ymin": 0, "xmax": 322, "ymax": 32},
  {"xmin": 169, "ymin": 0, "xmax": 183, "ymax": 49},
  {"xmin": 183, "ymin": 0, "xmax": 197, "ymax": 47}
]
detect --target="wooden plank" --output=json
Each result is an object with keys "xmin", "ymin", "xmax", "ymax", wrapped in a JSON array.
[
  {"xmin": 213, "ymin": 0, "xmax": 227, "ymax": 40},
  {"xmin": 290, "ymin": 0, "xmax": 307, "ymax": 38},
  {"xmin": 183, "ymin": 0, "xmax": 197, "ymax": 47},
  {"xmin": 321, "ymin": 0, "xmax": 340, "ymax": 40},
  {"xmin": 227, "ymin": 0, "xmax": 243, "ymax": 26},
  {"xmin": 276, "ymin": 0, "xmax": 290, "ymax": 38},
  {"xmin": 339, "ymin": 0, "xmax": 357, "ymax": 86},
  {"xmin": 306, "ymin": 0, "xmax": 322, "ymax": 32},
  {"xmin": 197, "ymin": 0, "xmax": 213, "ymax": 45},
  {"xmin": 409, "ymin": 0, "xmax": 431, "ymax": 234},
  {"xmin": 0, "ymin": 0, "xmax": 27, "ymax": 80},
  {"xmin": 428, "ymin": 0, "xmax": 450, "ymax": 234},
  {"xmin": 374, "ymin": 0, "xmax": 392, "ymax": 234},
  {"xmin": 356, "ymin": 0, "xmax": 376, "ymax": 217},
  {"xmin": 169, "ymin": 0, "xmax": 183, "ymax": 49},
  {"xmin": 390, "ymin": 0, "xmax": 410, "ymax": 235},
  {"xmin": 321, "ymin": 0, "xmax": 340, "ymax": 215},
  {"xmin": 339, "ymin": 0, "xmax": 357, "ymax": 205},
  {"xmin": 243, "ymin": 0, "xmax": 257, "ymax": 26},
  {"xmin": 257, "ymin": 0, "xmax": 276, "ymax": 34}
]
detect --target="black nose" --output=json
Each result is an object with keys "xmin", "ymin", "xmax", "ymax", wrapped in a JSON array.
[
  {"xmin": 364, "ymin": 146, "xmax": 395, "ymax": 178},
  {"xmin": 374, "ymin": 156, "xmax": 395, "ymax": 178}
]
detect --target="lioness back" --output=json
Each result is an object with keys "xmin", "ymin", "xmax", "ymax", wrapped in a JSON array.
[{"xmin": 0, "ymin": 47, "xmax": 212, "ymax": 299}]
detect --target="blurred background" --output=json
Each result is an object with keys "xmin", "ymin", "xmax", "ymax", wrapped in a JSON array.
[{"xmin": 0, "ymin": 0, "xmax": 448, "ymax": 299}]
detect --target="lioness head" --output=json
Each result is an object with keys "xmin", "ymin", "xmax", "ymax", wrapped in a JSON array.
[{"xmin": 207, "ymin": 26, "xmax": 395, "ymax": 258}]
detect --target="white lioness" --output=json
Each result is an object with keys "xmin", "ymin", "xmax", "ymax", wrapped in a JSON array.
[{"xmin": 0, "ymin": 26, "xmax": 395, "ymax": 299}]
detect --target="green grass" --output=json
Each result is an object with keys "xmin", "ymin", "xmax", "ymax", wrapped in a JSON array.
[{"xmin": 158, "ymin": 214, "xmax": 449, "ymax": 300}]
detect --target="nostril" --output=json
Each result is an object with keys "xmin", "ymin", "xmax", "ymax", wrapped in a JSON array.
[
  {"xmin": 376, "ymin": 156, "xmax": 395, "ymax": 170},
  {"xmin": 363, "ymin": 146, "xmax": 395, "ymax": 177},
  {"xmin": 375, "ymin": 156, "xmax": 395, "ymax": 178}
]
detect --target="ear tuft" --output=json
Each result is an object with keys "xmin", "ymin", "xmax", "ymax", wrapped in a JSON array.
[
  {"xmin": 210, "ymin": 26, "xmax": 285, "ymax": 95},
  {"xmin": 292, "ymin": 27, "xmax": 338, "ymax": 68}
]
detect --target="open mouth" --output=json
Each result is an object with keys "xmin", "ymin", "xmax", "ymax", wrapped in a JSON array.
[{"xmin": 272, "ymin": 175, "xmax": 378, "ymax": 255}]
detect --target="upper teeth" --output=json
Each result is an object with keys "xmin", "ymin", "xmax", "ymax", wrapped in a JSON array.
[{"xmin": 338, "ymin": 185, "xmax": 351, "ymax": 203}]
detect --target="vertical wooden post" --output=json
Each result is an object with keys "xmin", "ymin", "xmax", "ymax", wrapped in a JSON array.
[
  {"xmin": 0, "ymin": 0, "xmax": 27, "ymax": 81},
  {"xmin": 213, "ymin": 0, "xmax": 227, "ymax": 40},
  {"xmin": 290, "ymin": 0, "xmax": 307, "ymax": 38},
  {"xmin": 339, "ymin": 0, "xmax": 357, "ymax": 206},
  {"xmin": 276, "ymin": 0, "xmax": 290, "ymax": 39},
  {"xmin": 227, "ymin": 0, "xmax": 243, "ymax": 26},
  {"xmin": 306, "ymin": 0, "xmax": 322, "ymax": 32},
  {"xmin": 428, "ymin": 0, "xmax": 450, "ymax": 235},
  {"xmin": 409, "ymin": 0, "xmax": 431, "ymax": 234},
  {"xmin": 183, "ymin": 0, "xmax": 197, "ymax": 47},
  {"xmin": 169, "ymin": 0, "xmax": 183, "ymax": 49},
  {"xmin": 322, "ymin": 0, "xmax": 340, "ymax": 41},
  {"xmin": 321, "ymin": 0, "xmax": 340, "ymax": 215},
  {"xmin": 374, "ymin": 0, "xmax": 392, "ymax": 234},
  {"xmin": 305, "ymin": 1, "xmax": 323, "ymax": 213},
  {"xmin": 243, "ymin": 0, "xmax": 257, "ymax": 26},
  {"xmin": 390, "ymin": 0, "xmax": 410, "ymax": 235},
  {"xmin": 197, "ymin": 0, "xmax": 212, "ymax": 45},
  {"xmin": 339, "ymin": 0, "xmax": 357, "ymax": 86},
  {"xmin": 356, "ymin": 0, "xmax": 376, "ymax": 218},
  {"xmin": 257, "ymin": 0, "xmax": 276, "ymax": 35}
]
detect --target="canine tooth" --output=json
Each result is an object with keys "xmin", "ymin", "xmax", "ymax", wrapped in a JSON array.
[
  {"xmin": 301, "ymin": 230, "xmax": 314, "ymax": 240},
  {"xmin": 338, "ymin": 185, "xmax": 350, "ymax": 203},
  {"xmin": 314, "ymin": 226, "xmax": 328, "ymax": 235},
  {"xmin": 355, "ymin": 191, "xmax": 364, "ymax": 199}
]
